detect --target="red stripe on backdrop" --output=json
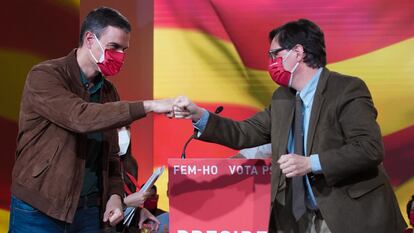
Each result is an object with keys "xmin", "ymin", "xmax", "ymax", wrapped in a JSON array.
[
  {"xmin": 0, "ymin": 0, "xmax": 78, "ymax": 58},
  {"xmin": 0, "ymin": 118, "xmax": 17, "ymax": 210},
  {"xmin": 155, "ymin": 0, "xmax": 230, "ymax": 41},
  {"xmin": 383, "ymin": 125, "xmax": 414, "ymax": 187},
  {"xmin": 155, "ymin": 0, "xmax": 414, "ymax": 69},
  {"xmin": 153, "ymin": 103, "xmax": 261, "ymax": 166},
  {"xmin": 210, "ymin": 0, "xmax": 414, "ymax": 69}
]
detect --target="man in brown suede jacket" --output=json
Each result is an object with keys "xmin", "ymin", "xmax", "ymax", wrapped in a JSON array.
[
  {"xmin": 173, "ymin": 19, "xmax": 406, "ymax": 233},
  {"xmin": 9, "ymin": 7, "xmax": 172, "ymax": 233}
]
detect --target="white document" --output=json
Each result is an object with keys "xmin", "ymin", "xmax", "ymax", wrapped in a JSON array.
[{"xmin": 123, "ymin": 166, "xmax": 165, "ymax": 227}]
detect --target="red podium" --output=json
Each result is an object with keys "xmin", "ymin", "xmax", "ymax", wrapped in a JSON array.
[{"xmin": 168, "ymin": 158, "xmax": 271, "ymax": 233}]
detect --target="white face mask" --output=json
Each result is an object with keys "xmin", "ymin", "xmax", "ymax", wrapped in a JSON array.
[{"xmin": 117, "ymin": 126, "xmax": 131, "ymax": 156}]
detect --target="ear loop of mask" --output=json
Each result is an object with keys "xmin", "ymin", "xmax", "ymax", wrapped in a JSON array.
[
  {"xmin": 282, "ymin": 50, "xmax": 292, "ymax": 62},
  {"xmin": 88, "ymin": 34, "xmax": 105, "ymax": 63},
  {"xmin": 283, "ymin": 49, "xmax": 300, "ymax": 87},
  {"xmin": 288, "ymin": 62, "xmax": 300, "ymax": 87}
]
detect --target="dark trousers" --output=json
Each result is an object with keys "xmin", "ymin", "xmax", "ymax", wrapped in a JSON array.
[{"xmin": 8, "ymin": 196, "xmax": 100, "ymax": 233}]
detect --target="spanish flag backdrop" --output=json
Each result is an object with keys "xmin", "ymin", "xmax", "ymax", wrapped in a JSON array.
[{"xmin": 0, "ymin": 0, "xmax": 413, "ymax": 231}]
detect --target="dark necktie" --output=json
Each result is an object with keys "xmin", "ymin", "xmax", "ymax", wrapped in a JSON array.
[{"xmin": 292, "ymin": 94, "xmax": 306, "ymax": 221}]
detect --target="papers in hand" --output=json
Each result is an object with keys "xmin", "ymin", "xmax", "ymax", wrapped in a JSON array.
[{"xmin": 123, "ymin": 166, "xmax": 165, "ymax": 227}]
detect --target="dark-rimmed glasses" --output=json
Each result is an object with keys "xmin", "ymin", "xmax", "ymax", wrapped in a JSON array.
[{"xmin": 268, "ymin": 47, "xmax": 286, "ymax": 60}]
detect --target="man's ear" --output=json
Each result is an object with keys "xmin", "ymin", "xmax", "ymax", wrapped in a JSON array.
[
  {"xmin": 84, "ymin": 31, "xmax": 95, "ymax": 49},
  {"xmin": 294, "ymin": 44, "xmax": 305, "ymax": 62}
]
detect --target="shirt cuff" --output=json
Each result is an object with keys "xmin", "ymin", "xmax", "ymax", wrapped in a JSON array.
[
  {"xmin": 310, "ymin": 154, "xmax": 322, "ymax": 174},
  {"xmin": 192, "ymin": 109, "xmax": 209, "ymax": 136}
]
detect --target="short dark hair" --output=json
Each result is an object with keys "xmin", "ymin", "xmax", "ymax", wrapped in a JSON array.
[
  {"xmin": 151, "ymin": 184, "xmax": 158, "ymax": 194},
  {"xmin": 407, "ymin": 195, "xmax": 414, "ymax": 218},
  {"xmin": 268, "ymin": 19, "xmax": 326, "ymax": 68},
  {"xmin": 79, "ymin": 7, "xmax": 131, "ymax": 46}
]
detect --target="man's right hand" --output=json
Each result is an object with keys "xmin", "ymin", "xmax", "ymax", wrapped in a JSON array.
[
  {"xmin": 172, "ymin": 96, "xmax": 205, "ymax": 122},
  {"xmin": 143, "ymin": 99, "xmax": 174, "ymax": 116}
]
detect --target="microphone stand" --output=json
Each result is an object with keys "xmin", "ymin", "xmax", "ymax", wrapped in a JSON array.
[
  {"xmin": 180, "ymin": 106, "xmax": 223, "ymax": 159},
  {"xmin": 181, "ymin": 131, "xmax": 196, "ymax": 159}
]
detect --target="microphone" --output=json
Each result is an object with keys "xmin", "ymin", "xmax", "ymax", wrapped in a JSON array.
[
  {"xmin": 181, "ymin": 106, "xmax": 224, "ymax": 159},
  {"xmin": 214, "ymin": 106, "xmax": 224, "ymax": 114}
]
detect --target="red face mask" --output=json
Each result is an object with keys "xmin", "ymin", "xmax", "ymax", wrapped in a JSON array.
[
  {"xmin": 144, "ymin": 197, "xmax": 158, "ymax": 212},
  {"xmin": 268, "ymin": 57, "xmax": 291, "ymax": 87},
  {"xmin": 89, "ymin": 34, "xmax": 125, "ymax": 77},
  {"xmin": 410, "ymin": 211, "xmax": 414, "ymax": 226},
  {"xmin": 267, "ymin": 50, "xmax": 298, "ymax": 87},
  {"xmin": 97, "ymin": 49, "xmax": 125, "ymax": 77}
]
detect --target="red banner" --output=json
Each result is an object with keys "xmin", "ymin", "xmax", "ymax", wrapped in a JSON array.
[{"xmin": 169, "ymin": 159, "xmax": 271, "ymax": 233}]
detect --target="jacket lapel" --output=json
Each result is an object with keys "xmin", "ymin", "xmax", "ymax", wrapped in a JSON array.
[
  {"xmin": 306, "ymin": 68, "xmax": 329, "ymax": 155},
  {"xmin": 273, "ymin": 88, "xmax": 295, "ymax": 156},
  {"xmin": 281, "ymin": 100, "xmax": 295, "ymax": 154},
  {"xmin": 272, "ymin": 89, "xmax": 295, "ymax": 205}
]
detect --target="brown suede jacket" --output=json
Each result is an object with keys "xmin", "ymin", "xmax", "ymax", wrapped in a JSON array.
[{"xmin": 11, "ymin": 49, "xmax": 146, "ymax": 223}]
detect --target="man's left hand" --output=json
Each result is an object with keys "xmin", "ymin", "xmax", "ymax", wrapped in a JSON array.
[
  {"xmin": 123, "ymin": 191, "xmax": 150, "ymax": 207},
  {"xmin": 278, "ymin": 153, "xmax": 311, "ymax": 177},
  {"xmin": 103, "ymin": 194, "xmax": 124, "ymax": 226}
]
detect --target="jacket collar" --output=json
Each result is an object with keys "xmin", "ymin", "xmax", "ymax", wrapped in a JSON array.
[
  {"xmin": 65, "ymin": 49, "xmax": 107, "ymax": 93},
  {"xmin": 306, "ymin": 67, "xmax": 330, "ymax": 154},
  {"xmin": 65, "ymin": 49, "xmax": 83, "ymax": 90}
]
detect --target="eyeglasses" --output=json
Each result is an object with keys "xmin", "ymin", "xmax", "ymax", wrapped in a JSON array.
[{"xmin": 268, "ymin": 47, "xmax": 286, "ymax": 59}]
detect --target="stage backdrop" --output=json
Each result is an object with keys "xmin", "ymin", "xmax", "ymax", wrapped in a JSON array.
[
  {"xmin": 152, "ymin": 0, "xmax": 414, "ymax": 226},
  {"xmin": 0, "ymin": 0, "xmax": 413, "ymax": 231}
]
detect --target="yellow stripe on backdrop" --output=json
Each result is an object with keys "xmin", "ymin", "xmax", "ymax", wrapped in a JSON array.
[
  {"xmin": 0, "ymin": 209, "xmax": 9, "ymax": 233},
  {"xmin": 328, "ymin": 38, "xmax": 414, "ymax": 135},
  {"xmin": 50, "ymin": 0, "xmax": 80, "ymax": 9},
  {"xmin": 0, "ymin": 50, "xmax": 45, "ymax": 122},
  {"xmin": 154, "ymin": 168, "xmax": 170, "ymax": 212},
  {"xmin": 396, "ymin": 177, "xmax": 414, "ymax": 226},
  {"xmin": 154, "ymin": 28, "xmax": 274, "ymax": 108}
]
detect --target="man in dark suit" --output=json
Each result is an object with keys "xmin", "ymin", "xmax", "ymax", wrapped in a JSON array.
[{"xmin": 172, "ymin": 19, "xmax": 406, "ymax": 233}]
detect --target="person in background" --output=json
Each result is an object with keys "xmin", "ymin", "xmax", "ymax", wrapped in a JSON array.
[
  {"xmin": 121, "ymin": 184, "xmax": 167, "ymax": 233},
  {"xmin": 116, "ymin": 126, "xmax": 160, "ymax": 233},
  {"xmin": 143, "ymin": 185, "xmax": 167, "ymax": 217},
  {"xmin": 142, "ymin": 185, "xmax": 169, "ymax": 233}
]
